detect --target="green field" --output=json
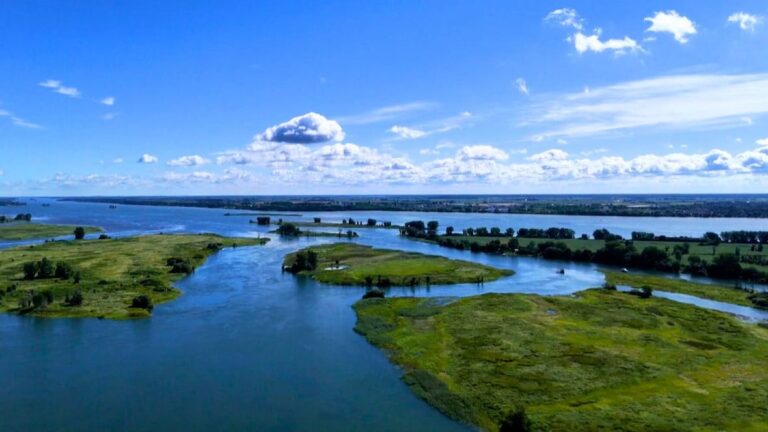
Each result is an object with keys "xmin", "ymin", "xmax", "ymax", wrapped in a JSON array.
[
  {"xmin": 283, "ymin": 243, "xmax": 513, "ymax": 286},
  {"xmin": 354, "ymin": 290, "xmax": 768, "ymax": 431},
  {"xmin": 605, "ymin": 271, "xmax": 758, "ymax": 307},
  {"xmin": 0, "ymin": 234, "xmax": 268, "ymax": 319},
  {"xmin": 0, "ymin": 223, "xmax": 102, "ymax": 241}
]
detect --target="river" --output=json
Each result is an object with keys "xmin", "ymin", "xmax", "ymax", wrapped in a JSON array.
[{"xmin": 0, "ymin": 198, "xmax": 766, "ymax": 431}]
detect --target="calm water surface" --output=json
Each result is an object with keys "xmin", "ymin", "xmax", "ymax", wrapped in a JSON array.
[{"xmin": 1, "ymin": 199, "xmax": 766, "ymax": 431}]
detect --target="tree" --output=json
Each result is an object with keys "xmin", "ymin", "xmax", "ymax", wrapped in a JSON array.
[
  {"xmin": 55, "ymin": 262, "xmax": 75, "ymax": 279},
  {"xmin": 23, "ymin": 262, "xmax": 38, "ymax": 280},
  {"xmin": 277, "ymin": 223, "xmax": 301, "ymax": 236},
  {"xmin": 427, "ymin": 221, "xmax": 439, "ymax": 232},
  {"xmin": 446, "ymin": 226, "xmax": 454, "ymax": 236},
  {"xmin": 38, "ymin": 258, "xmax": 55, "ymax": 278},
  {"xmin": 74, "ymin": 226, "xmax": 86, "ymax": 240},
  {"xmin": 255, "ymin": 216, "xmax": 270, "ymax": 225},
  {"xmin": 366, "ymin": 218, "xmax": 377, "ymax": 226},
  {"xmin": 499, "ymin": 408, "xmax": 532, "ymax": 432},
  {"xmin": 131, "ymin": 295, "xmax": 153, "ymax": 310}
]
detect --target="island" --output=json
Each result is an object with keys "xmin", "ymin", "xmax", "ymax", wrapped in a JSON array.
[
  {"xmin": 0, "ymin": 223, "xmax": 103, "ymax": 241},
  {"xmin": 282, "ymin": 243, "xmax": 513, "ymax": 287},
  {"xmin": 354, "ymin": 289, "xmax": 768, "ymax": 431},
  {"xmin": 0, "ymin": 234, "xmax": 268, "ymax": 319}
]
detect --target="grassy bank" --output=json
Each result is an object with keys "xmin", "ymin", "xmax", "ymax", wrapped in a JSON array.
[
  {"xmin": 354, "ymin": 290, "xmax": 768, "ymax": 431},
  {"xmin": 0, "ymin": 223, "xmax": 102, "ymax": 241},
  {"xmin": 605, "ymin": 271, "xmax": 758, "ymax": 307},
  {"xmin": 0, "ymin": 234, "xmax": 267, "ymax": 319},
  {"xmin": 283, "ymin": 243, "xmax": 513, "ymax": 286}
]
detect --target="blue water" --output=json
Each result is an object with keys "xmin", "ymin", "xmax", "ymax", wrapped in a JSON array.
[{"xmin": 1, "ymin": 198, "xmax": 766, "ymax": 431}]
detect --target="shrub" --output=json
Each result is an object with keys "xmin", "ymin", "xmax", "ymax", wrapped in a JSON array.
[
  {"xmin": 362, "ymin": 289, "xmax": 385, "ymax": 299},
  {"xmin": 55, "ymin": 262, "xmax": 75, "ymax": 280},
  {"xmin": 66, "ymin": 291, "xmax": 84, "ymax": 306},
  {"xmin": 131, "ymin": 295, "xmax": 153, "ymax": 310}
]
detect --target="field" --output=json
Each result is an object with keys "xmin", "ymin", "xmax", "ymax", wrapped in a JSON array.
[
  {"xmin": 354, "ymin": 290, "xmax": 768, "ymax": 431},
  {"xmin": 0, "ymin": 234, "xmax": 267, "ymax": 319},
  {"xmin": 283, "ymin": 243, "xmax": 513, "ymax": 286},
  {"xmin": 0, "ymin": 223, "xmax": 102, "ymax": 241}
]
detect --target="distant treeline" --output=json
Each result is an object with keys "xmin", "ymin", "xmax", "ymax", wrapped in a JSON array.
[
  {"xmin": 63, "ymin": 196, "xmax": 768, "ymax": 218},
  {"xmin": 0, "ymin": 213, "xmax": 32, "ymax": 223},
  {"xmin": 400, "ymin": 220, "xmax": 768, "ymax": 288}
]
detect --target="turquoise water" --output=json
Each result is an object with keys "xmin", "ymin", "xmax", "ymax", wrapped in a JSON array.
[{"xmin": 0, "ymin": 199, "xmax": 765, "ymax": 431}]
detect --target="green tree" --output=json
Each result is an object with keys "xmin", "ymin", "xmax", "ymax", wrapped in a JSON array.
[{"xmin": 74, "ymin": 226, "xmax": 86, "ymax": 240}]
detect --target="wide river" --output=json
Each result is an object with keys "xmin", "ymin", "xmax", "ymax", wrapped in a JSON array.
[{"xmin": 1, "ymin": 199, "xmax": 766, "ymax": 431}]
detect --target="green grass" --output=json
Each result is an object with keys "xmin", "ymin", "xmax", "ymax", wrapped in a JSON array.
[
  {"xmin": 268, "ymin": 229, "xmax": 358, "ymax": 238},
  {"xmin": 283, "ymin": 243, "xmax": 513, "ymax": 286},
  {"xmin": 438, "ymin": 235, "xmax": 768, "ymax": 272},
  {"xmin": 354, "ymin": 290, "xmax": 768, "ymax": 431},
  {"xmin": 605, "ymin": 271, "xmax": 757, "ymax": 307},
  {"xmin": 0, "ymin": 234, "xmax": 268, "ymax": 319},
  {"xmin": 270, "ymin": 221, "xmax": 402, "ymax": 229},
  {"xmin": 0, "ymin": 223, "xmax": 102, "ymax": 241}
]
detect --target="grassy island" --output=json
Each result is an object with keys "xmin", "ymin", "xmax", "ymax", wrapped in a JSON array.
[
  {"xmin": 354, "ymin": 290, "xmax": 768, "ymax": 431},
  {"xmin": 283, "ymin": 243, "xmax": 513, "ymax": 286},
  {"xmin": 0, "ymin": 234, "xmax": 268, "ymax": 319},
  {"xmin": 0, "ymin": 223, "xmax": 102, "ymax": 241}
]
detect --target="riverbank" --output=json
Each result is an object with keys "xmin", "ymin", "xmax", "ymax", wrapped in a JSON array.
[
  {"xmin": 0, "ymin": 223, "xmax": 102, "ymax": 241},
  {"xmin": 0, "ymin": 234, "xmax": 268, "ymax": 319},
  {"xmin": 354, "ymin": 289, "xmax": 768, "ymax": 431},
  {"xmin": 283, "ymin": 243, "xmax": 513, "ymax": 286}
]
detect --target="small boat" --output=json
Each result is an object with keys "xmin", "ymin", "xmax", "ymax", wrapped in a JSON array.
[{"xmin": 621, "ymin": 268, "xmax": 629, "ymax": 273}]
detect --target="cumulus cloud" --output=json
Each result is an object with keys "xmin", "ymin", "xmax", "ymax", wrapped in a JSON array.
[
  {"xmin": 101, "ymin": 97, "xmax": 115, "ymax": 106},
  {"xmin": 728, "ymin": 12, "xmax": 761, "ymax": 31},
  {"xmin": 257, "ymin": 112, "xmax": 344, "ymax": 144},
  {"xmin": 528, "ymin": 73, "xmax": 768, "ymax": 138},
  {"xmin": 645, "ymin": 11, "xmax": 697, "ymax": 44},
  {"xmin": 544, "ymin": 8, "xmax": 583, "ymax": 30},
  {"xmin": 757, "ymin": 138, "xmax": 768, "ymax": 146},
  {"xmin": 167, "ymin": 155, "xmax": 210, "ymax": 167},
  {"xmin": 137, "ymin": 154, "xmax": 159, "ymax": 164},
  {"xmin": 389, "ymin": 125, "xmax": 427, "ymax": 139},
  {"xmin": 38, "ymin": 79, "xmax": 81, "ymax": 98},
  {"xmin": 515, "ymin": 78, "xmax": 529, "ymax": 95},
  {"xmin": 572, "ymin": 32, "xmax": 641, "ymax": 54},
  {"xmin": 528, "ymin": 149, "xmax": 569, "ymax": 162},
  {"xmin": 456, "ymin": 145, "xmax": 509, "ymax": 161}
]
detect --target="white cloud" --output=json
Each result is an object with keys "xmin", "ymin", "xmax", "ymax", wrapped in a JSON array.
[
  {"xmin": 337, "ymin": 101, "xmax": 437, "ymax": 125},
  {"xmin": 389, "ymin": 125, "xmax": 427, "ymax": 139},
  {"xmin": 0, "ymin": 110, "xmax": 40, "ymax": 129},
  {"xmin": 137, "ymin": 154, "xmax": 159, "ymax": 164},
  {"xmin": 544, "ymin": 8, "xmax": 583, "ymax": 31},
  {"xmin": 456, "ymin": 145, "xmax": 509, "ymax": 161},
  {"xmin": 757, "ymin": 138, "xmax": 768, "ymax": 146},
  {"xmin": 101, "ymin": 97, "xmax": 115, "ymax": 106},
  {"xmin": 102, "ymin": 113, "xmax": 116, "ymax": 121},
  {"xmin": 528, "ymin": 73, "xmax": 768, "ymax": 138},
  {"xmin": 515, "ymin": 78, "xmax": 529, "ymax": 95},
  {"xmin": 645, "ymin": 11, "xmax": 697, "ymax": 44},
  {"xmin": 258, "ymin": 112, "xmax": 344, "ymax": 144},
  {"xmin": 728, "ymin": 12, "xmax": 761, "ymax": 31},
  {"xmin": 529, "ymin": 149, "xmax": 569, "ymax": 162},
  {"xmin": 556, "ymin": 138, "xmax": 568, "ymax": 145},
  {"xmin": 38, "ymin": 79, "xmax": 81, "ymax": 98},
  {"xmin": 572, "ymin": 32, "xmax": 641, "ymax": 54},
  {"xmin": 112, "ymin": 158, "xmax": 124, "ymax": 164},
  {"xmin": 167, "ymin": 155, "xmax": 210, "ymax": 167}
]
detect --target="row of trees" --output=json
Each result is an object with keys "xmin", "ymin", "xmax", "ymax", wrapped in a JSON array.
[
  {"xmin": 0, "ymin": 213, "xmax": 32, "ymax": 223},
  {"xmin": 721, "ymin": 231, "xmax": 768, "ymax": 244}
]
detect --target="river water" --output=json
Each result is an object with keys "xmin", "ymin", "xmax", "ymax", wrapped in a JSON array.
[{"xmin": 1, "ymin": 199, "xmax": 766, "ymax": 431}]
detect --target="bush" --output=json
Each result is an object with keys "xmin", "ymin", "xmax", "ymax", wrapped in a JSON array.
[
  {"xmin": 499, "ymin": 408, "xmax": 532, "ymax": 432},
  {"xmin": 131, "ymin": 295, "xmax": 153, "ymax": 310},
  {"xmin": 55, "ymin": 262, "xmax": 75, "ymax": 280},
  {"xmin": 362, "ymin": 289, "xmax": 385, "ymax": 299},
  {"xmin": 98, "ymin": 234, "xmax": 111, "ymax": 240},
  {"xmin": 66, "ymin": 291, "xmax": 83, "ymax": 306},
  {"xmin": 74, "ymin": 226, "xmax": 86, "ymax": 240}
]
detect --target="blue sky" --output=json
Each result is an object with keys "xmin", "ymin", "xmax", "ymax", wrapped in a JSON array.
[{"xmin": 2, "ymin": 0, "xmax": 768, "ymax": 195}]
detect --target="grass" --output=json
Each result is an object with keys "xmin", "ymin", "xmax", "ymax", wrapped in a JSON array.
[
  {"xmin": 268, "ymin": 229, "xmax": 358, "ymax": 238},
  {"xmin": 0, "ymin": 234, "xmax": 268, "ymax": 319},
  {"xmin": 439, "ymin": 235, "xmax": 768, "ymax": 272},
  {"xmin": 605, "ymin": 271, "xmax": 758, "ymax": 307},
  {"xmin": 354, "ymin": 290, "xmax": 768, "ymax": 431},
  {"xmin": 272, "ymin": 221, "xmax": 401, "ymax": 229},
  {"xmin": 283, "ymin": 243, "xmax": 513, "ymax": 286},
  {"xmin": 0, "ymin": 223, "xmax": 102, "ymax": 241}
]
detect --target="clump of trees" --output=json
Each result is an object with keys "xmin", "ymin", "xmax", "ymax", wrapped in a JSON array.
[
  {"xmin": 166, "ymin": 257, "xmax": 194, "ymax": 274},
  {"xmin": 254, "ymin": 216, "xmax": 271, "ymax": 225},
  {"xmin": 277, "ymin": 223, "xmax": 301, "ymax": 236},
  {"xmin": 22, "ymin": 258, "xmax": 78, "ymax": 281},
  {"xmin": 0, "ymin": 213, "xmax": 32, "ymax": 223},
  {"xmin": 286, "ymin": 250, "xmax": 318, "ymax": 273}
]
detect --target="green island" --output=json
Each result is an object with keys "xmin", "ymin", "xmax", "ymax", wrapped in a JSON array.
[
  {"xmin": 283, "ymin": 243, "xmax": 513, "ymax": 287},
  {"xmin": 604, "ymin": 271, "xmax": 761, "ymax": 307},
  {"xmin": 354, "ymin": 289, "xmax": 768, "ymax": 431},
  {"xmin": 0, "ymin": 223, "xmax": 102, "ymax": 241},
  {"xmin": 0, "ymin": 234, "xmax": 268, "ymax": 319}
]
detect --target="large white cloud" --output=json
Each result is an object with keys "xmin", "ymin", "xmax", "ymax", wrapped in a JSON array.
[
  {"xmin": 257, "ymin": 112, "xmax": 345, "ymax": 144},
  {"xmin": 572, "ymin": 32, "xmax": 641, "ymax": 54},
  {"xmin": 645, "ymin": 11, "xmax": 697, "ymax": 44}
]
